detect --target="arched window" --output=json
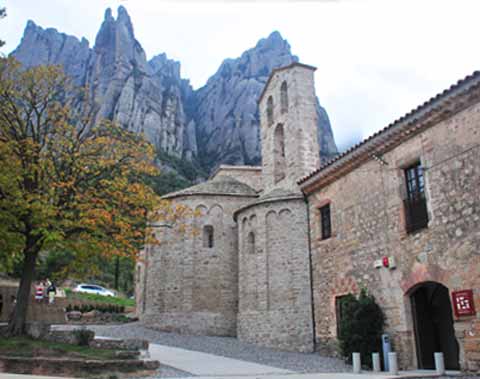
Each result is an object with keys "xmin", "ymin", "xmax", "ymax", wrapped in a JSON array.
[
  {"xmin": 280, "ymin": 81, "xmax": 288, "ymax": 114},
  {"xmin": 203, "ymin": 225, "xmax": 214, "ymax": 248},
  {"xmin": 267, "ymin": 96, "xmax": 274, "ymax": 126},
  {"xmin": 274, "ymin": 123, "xmax": 286, "ymax": 183},
  {"xmin": 247, "ymin": 232, "xmax": 255, "ymax": 254}
]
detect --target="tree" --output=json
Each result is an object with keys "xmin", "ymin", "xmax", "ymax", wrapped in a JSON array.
[
  {"xmin": 0, "ymin": 8, "xmax": 5, "ymax": 48},
  {"xmin": 337, "ymin": 289, "xmax": 385, "ymax": 367},
  {"xmin": 0, "ymin": 57, "xmax": 176, "ymax": 335}
]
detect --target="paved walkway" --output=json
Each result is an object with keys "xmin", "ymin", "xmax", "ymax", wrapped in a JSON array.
[
  {"xmin": 147, "ymin": 343, "xmax": 461, "ymax": 379},
  {"xmin": 149, "ymin": 343, "xmax": 293, "ymax": 376}
]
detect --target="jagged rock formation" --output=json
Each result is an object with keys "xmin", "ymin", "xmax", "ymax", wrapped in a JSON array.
[
  {"xmin": 12, "ymin": 7, "xmax": 195, "ymax": 158},
  {"xmin": 11, "ymin": 6, "xmax": 337, "ymax": 174},
  {"xmin": 193, "ymin": 31, "xmax": 337, "ymax": 170}
]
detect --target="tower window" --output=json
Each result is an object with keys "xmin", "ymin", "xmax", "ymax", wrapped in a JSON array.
[
  {"xmin": 247, "ymin": 232, "xmax": 255, "ymax": 254},
  {"xmin": 267, "ymin": 96, "xmax": 274, "ymax": 126},
  {"xmin": 280, "ymin": 81, "xmax": 288, "ymax": 114},
  {"xmin": 203, "ymin": 225, "xmax": 214, "ymax": 248},
  {"xmin": 319, "ymin": 204, "xmax": 331, "ymax": 240},
  {"xmin": 273, "ymin": 123, "xmax": 286, "ymax": 183}
]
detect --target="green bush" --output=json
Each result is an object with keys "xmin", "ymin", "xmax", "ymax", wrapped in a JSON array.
[
  {"xmin": 73, "ymin": 329, "xmax": 93, "ymax": 346},
  {"xmin": 66, "ymin": 291, "xmax": 135, "ymax": 307},
  {"xmin": 337, "ymin": 289, "xmax": 385, "ymax": 367}
]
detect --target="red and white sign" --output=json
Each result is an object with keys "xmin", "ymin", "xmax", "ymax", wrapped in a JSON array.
[{"xmin": 452, "ymin": 290, "xmax": 476, "ymax": 317}]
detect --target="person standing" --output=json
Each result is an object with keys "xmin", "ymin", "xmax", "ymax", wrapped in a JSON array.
[
  {"xmin": 47, "ymin": 282, "xmax": 56, "ymax": 305},
  {"xmin": 34, "ymin": 281, "xmax": 44, "ymax": 303}
]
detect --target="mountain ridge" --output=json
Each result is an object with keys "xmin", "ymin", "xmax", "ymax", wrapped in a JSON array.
[{"xmin": 11, "ymin": 6, "xmax": 338, "ymax": 177}]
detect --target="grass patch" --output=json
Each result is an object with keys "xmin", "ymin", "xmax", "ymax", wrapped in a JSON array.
[
  {"xmin": 65, "ymin": 289, "xmax": 135, "ymax": 307},
  {"xmin": 0, "ymin": 336, "xmax": 121, "ymax": 360}
]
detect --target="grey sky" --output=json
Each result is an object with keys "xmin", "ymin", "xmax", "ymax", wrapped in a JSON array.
[{"xmin": 1, "ymin": 0, "xmax": 480, "ymax": 151}]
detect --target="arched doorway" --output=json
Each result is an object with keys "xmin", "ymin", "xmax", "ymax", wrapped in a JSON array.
[{"xmin": 410, "ymin": 282, "xmax": 459, "ymax": 369}]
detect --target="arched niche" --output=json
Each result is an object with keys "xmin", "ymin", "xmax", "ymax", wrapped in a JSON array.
[
  {"xmin": 280, "ymin": 81, "xmax": 288, "ymax": 114},
  {"xmin": 274, "ymin": 123, "xmax": 286, "ymax": 183}
]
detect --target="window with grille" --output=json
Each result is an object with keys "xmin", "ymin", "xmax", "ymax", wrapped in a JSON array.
[
  {"xmin": 320, "ymin": 204, "xmax": 331, "ymax": 240},
  {"xmin": 404, "ymin": 161, "xmax": 428, "ymax": 233}
]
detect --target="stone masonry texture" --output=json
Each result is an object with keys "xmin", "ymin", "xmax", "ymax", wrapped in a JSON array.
[
  {"xmin": 305, "ymin": 98, "xmax": 480, "ymax": 371},
  {"xmin": 140, "ymin": 193, "xmax": 253, "ymax": 336}
]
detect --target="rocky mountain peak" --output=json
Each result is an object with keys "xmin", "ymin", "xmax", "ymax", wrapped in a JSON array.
[
  {"xmin": 212, "ymin": 31, "xmax": 298, "ymax": 83},
  {"xmin": 149, "ymin": 53, "xmax": 181, "ymax": 79},
  {"xmin": 104, "ymin": 8, "xmax": 114, "ymax": 22},
  {"xmin": 95, "ymin": 5, "xmax": 138, "ymax": 56},
  {"xmin": 256, "ymin": 31, "xmax": 290, "ymax": 51},
  {"xmin": 12, "ymin": 20, "xmax": 92, "ymax": 86},
  {"xmin": 11, "ymin": 6, "xmax": 338, "ymax": 179}
]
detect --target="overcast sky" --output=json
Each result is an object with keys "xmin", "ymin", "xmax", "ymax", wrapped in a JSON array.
[{"xmin": 1, "ymin": 0, "xmax": 480, "ymax": 151}]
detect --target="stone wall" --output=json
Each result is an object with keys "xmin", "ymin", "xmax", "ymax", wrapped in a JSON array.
[
  {"xmin": 141, "ymin": 194, "xmax": 253, "ymax": 336},
  {"xmin": 236, "ymin": 197, "xmax": 314, "ymax": 352},
  {"xmin": 0, "ymin": 286, "xmax": 65, "ymax": 324},
  {"xmin": 305, "ymin": 100, "xmax": 480, "ymax": 370}
]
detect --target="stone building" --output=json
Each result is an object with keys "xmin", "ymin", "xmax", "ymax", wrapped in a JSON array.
[
  {"xmin": 299, "ymin": 70, "xmax": 480, "ymax": 371},
  {"xmin": 137, "ymin": 63, "xmax": 480, "ymax": 370}
]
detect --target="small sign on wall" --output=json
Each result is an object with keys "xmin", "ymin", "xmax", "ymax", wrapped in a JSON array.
[{"xmin": 452, "ymin": 289, "xmax": 476, "ymax": 317}]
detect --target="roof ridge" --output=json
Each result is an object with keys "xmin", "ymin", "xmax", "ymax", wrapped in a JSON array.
[{"xmin": 298, "ymin": 69, "xmax": 480, "ymax": 186}]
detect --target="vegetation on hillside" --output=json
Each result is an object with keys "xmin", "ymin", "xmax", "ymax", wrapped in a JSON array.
[
  {"xmin": 145, "ymin": 150, "xmax": 207, "ymax": 197},
  {"xmin": 65, "ymin": 288, "xmax": 135, "ymax": 307}
]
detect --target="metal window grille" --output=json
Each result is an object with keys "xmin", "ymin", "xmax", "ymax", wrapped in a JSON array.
[{"xmin": 320, "ymin": 204, "xmax": 331, "ymax": 240}]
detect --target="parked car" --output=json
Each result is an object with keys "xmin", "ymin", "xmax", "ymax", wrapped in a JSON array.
[{"xmin": 72, "ymin": 284, "xmax": 115, "ymax": 297}]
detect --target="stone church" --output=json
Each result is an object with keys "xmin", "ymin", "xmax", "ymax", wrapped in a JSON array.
[{"xmin": 136, "ymin": 63, "xmax": 480, "ymax": 371}]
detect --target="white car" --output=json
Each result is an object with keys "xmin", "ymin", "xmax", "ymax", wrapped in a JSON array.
[{"xmin": 73, "ymin": 284, "xmax": 115, "ymax": 297}]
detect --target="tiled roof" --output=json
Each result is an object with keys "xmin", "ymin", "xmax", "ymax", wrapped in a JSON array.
[
  {"xmin": 299, "ymin": 70, "xmax": 480, "ymax": 188},
  {"xmin": 162, "ymin": 176, "xmax": 258, "ymax": 199},
  {"xmin": 209, "ymin": 164, "xmax": 262, "ymax": 180}
]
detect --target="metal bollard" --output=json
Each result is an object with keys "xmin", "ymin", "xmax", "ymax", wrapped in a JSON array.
[
  {"xmin": 434, "ymin": 352, "xmax": 445, "ymax": 375},
  {"xmin": 388, "ymin": 352, "xmax": 398, "ymax": 375},
  {"xmin": 382, "ymin": 334, "xmax": 391, "ymax": 371},
  {"xmin": 372, "ymin": 352, "xmax": 381, "ymax": 372},
  {"xmin": 352, "ymin": 352, "xmax": 361, "ymax": 373}
]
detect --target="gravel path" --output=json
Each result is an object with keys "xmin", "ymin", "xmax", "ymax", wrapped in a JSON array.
[{"xmin": 85, "ymin": 322, "xmax": 350, "ymax": 374}]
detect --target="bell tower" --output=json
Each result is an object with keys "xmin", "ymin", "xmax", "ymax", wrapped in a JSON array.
[{"xmin": 258, "ymin": 63, "xmax": 320, "ymax": 192}]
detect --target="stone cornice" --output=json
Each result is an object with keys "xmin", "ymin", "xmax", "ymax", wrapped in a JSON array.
[{"xmin": 233, "ymin": 194, "xmax": 304, "ymax": 221}]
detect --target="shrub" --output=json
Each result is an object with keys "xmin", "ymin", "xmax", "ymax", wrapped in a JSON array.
[
  {"xmin": 73, "ymin": 329, "xmax": 94, "ymax": 346},
  {"xmin": 337, "ymin": 289, "xmax": 385, "ymax": 367}
]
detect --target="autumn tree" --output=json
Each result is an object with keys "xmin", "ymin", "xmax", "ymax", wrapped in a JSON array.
[
  {"xmin": 0, "ymin": 8, "xmax": 5, "ymax": 48},
  {"xmin": 0, "ymin": 58, "xmax": 188, "ymax": 335}
]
